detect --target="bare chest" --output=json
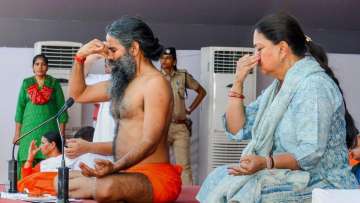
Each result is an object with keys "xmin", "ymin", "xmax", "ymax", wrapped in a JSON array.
[{"xmin": 117, "ymin": 81, "xmax": 145, "ymax": 120}]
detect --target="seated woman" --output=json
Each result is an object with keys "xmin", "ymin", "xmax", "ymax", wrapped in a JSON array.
[
  {"xmin": 350, "ymin": 134, "xmax": 360, "ymax": 183},
  {"xmin": 197, "ymin": 13, "xmax": 358, "ymax": 203},
  {"xmin": 18, "ymin": 131, "xmax": 63, "ymax": 195},
  {"xmin": 18, "ymin": 131, "xmax": 112, "ymax": 196}
]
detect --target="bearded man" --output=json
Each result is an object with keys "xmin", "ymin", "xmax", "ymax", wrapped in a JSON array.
[{"xmin": 66, "ymin": 16, "xmax": 181, "ymax": 203}]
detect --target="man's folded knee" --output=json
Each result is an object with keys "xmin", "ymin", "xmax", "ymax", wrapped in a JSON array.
[
  {"xmin": 95, "ymin": 178, "xmax": 116, "ymax": 202},
  {"xmin": 95, "ymin": 189, "xmax": 113, "ymax": 202}
]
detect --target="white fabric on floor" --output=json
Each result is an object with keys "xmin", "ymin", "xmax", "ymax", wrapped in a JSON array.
[{"xmin": 312, "ymin": 188, "xmax": 360, "ymax": 203}]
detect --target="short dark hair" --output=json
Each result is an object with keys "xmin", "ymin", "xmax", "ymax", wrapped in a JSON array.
[
  {"xmin": 43, "ymin": 131, "xmax": 62, "ymax": 153},
  {"xmin": 106, "ymin": 16, "xmax": 163, "ymax": 61},
  {"xmin": 73, "ymin": 126, "xmax": 94, "ymax": 142},
  {"xmin": 32, "ymin": 54, "xmax": 48, "ymax": 66}
]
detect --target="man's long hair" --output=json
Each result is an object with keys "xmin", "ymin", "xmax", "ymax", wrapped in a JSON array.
[{"xmin": 106, "ymin": 16, "xmax": 163, "ymax": 60}]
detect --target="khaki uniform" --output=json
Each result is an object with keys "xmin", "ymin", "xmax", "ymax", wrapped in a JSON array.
[{"xmin": 162, "ymin": 68, "xmax": 200, "ymax": 185}]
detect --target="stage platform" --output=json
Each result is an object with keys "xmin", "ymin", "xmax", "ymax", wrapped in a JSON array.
[{"xmin": 0, "ymin": 184, "xmax": 199, "ymax": 203}]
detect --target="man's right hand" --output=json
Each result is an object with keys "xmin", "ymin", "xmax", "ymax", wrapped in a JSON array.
[
  {"xmin": 77, "ymin": 39, "xmax": 109, "ymax": 58},
  {"xmin": 65, "ymin": 138, "xmax": 91, "ymax": 159}
]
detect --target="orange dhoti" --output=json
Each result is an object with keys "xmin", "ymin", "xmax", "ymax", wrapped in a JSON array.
[
  {"xmin": 17, "ymin": 171, "xmax": 58, "ymax": 196},
  {"xmin": 125, "ymin": 163, "xmax": 182, "ymax": 203}
]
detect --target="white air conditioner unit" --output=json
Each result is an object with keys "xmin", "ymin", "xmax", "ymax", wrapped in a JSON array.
[
  {"xmin": 34, "ymin": 41, "xmax": 83, "ymax": 136},
  {"xmin": 198, "ymin": 47, "xmax": 257, "ymax": 183}
]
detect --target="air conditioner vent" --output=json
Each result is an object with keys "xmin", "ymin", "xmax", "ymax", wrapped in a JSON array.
[
  {"xmin": 210, "ymin": 140, "xmax": 249, "ymax": 169},
  {"xmin": 34, "ymin": 41, "xmax": 82, "ymax": 70},
  {"xmin": 41, "ymin": 45, "xmax": 80, "ymax": 69},
  {"xmin": 214, "ymin": 50, "xmax": 254, "ymax": 74}
]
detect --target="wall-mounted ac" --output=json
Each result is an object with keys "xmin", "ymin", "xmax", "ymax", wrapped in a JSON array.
[
  {"xmin": 198, "ymin": 46, "xmax": 256, "ymax": 183},
  {"xmin": 34, "ymin": 41, "xmax": 83, "ymax": 136}
]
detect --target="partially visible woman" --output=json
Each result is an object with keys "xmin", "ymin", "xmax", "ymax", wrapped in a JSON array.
[
  {"xmin": 20, "ymin": 131, "xmax": 62, "ymax": 178},
  {"xmin": 349, "ymin": 133, "xmax": 360, "ymax": 183},
  {"xmin": 18, "ymin": 131, "xmax": 63, "ymax": 195},
  {"xmin": 197, "ymin": 13, "xmax": 358, "ymax": 203},
  {"xmin": 18, "ymin": 131, "xmax": 113, "ymax": 196},
  {"xmin": 13, "ymin": 54, "xmax": 68, "ymax": 179}
]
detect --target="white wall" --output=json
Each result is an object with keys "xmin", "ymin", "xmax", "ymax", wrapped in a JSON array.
[
  {"xmin": 0, "ymin": 48, "xmax": 359, "ymax": 184},
  {"xmin": 0, "ymin": 47, "xmax": 33, "ymax": 184},
  {"xmin": 329, "ymin": 54, "xmax": 360, "ymax": 128}
]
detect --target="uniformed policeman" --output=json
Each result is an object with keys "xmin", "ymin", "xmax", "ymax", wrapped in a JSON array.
[{"xmin": 160, "ymin": 47, "xmax": 207, "ymax": 185}]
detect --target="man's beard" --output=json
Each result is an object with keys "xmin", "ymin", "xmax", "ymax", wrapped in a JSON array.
[{"xmin": 109, "ymin": 52, "xmax": 136, "ymax": 121}]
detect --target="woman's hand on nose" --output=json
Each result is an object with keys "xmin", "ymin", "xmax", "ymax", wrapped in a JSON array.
[{"xmin": 234, "ymin": 54, "xmax": 259, "ymax": 83}]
